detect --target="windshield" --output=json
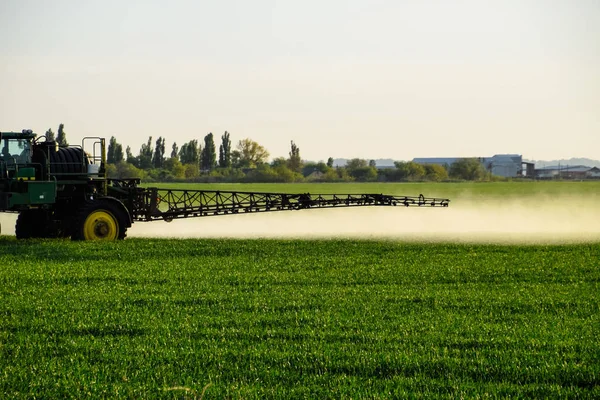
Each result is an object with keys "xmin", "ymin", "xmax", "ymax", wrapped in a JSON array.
[{"xmin": 0, "ymin": 138, "xmax": 31, "ymax": 163}]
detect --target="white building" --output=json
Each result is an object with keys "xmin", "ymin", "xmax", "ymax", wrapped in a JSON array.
[
  {"xmin": 535, "ymin": 165, "xmax": 600, "ymax": 179},
  {"xmin": 587, "ymin": 167, "xmax": 600, "ymax": 178}
]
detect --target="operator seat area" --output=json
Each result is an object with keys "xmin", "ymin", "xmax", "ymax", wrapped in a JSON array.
[
  {"xmin": 0, "ymin": 139, "xmax": 12, "ymax": 179},
  {"xmin": 0, "ymin": 137, "xmax": 33, "ymax": 179}
]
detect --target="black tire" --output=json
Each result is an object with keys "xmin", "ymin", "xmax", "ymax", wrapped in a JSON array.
[
  {"xmin": 71, "ymin": 200, "xmax": 127, "ymax": 241},
  {"xmin": 51, "ymin": 148, "xmax": 67, "ymax": 176},
  {"xmin": 68, "ymin": 148, "xmax": 84, "ymax": 173},
  {"xmin": 57, "ymin": 148, "xmax": 68, "ymax": 173},
  {"xmin": 49, "ymin": 151, "xmax": 57, "ymax": 175},
  {"xmin": 49, "ymin": 148, "xmax": 69, "ymax": 176},
  {"xmin": 15, "ymin": 210, "xmax": 49, "ymax": 239},
  {"xmin": 49, "ymin": 148, "xmax": 89, "ymax": 176},
  {"xmin": 63, "ymin": 147, "xmax": 75, "ymax": 174}
]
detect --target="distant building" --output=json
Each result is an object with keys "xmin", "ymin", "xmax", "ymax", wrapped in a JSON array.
[
  {"xmin": 588, "ymin": 167, "xmax": 600, "ymax": 178},
  {"xmin": 306, "ymin": 170, "xmax": 325, "ymax": 181},
  {"xmin": 412, "ymin": 154, "xmax": 525, "ymax": 178},
  {"xmin": 535, "ymin": 165, "xmax": 600, "ymax": 179}
]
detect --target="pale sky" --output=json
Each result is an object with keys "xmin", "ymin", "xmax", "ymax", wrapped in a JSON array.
[{"xmin": 1, "ymin": 0, "xmax": 599, "ymax": 162}]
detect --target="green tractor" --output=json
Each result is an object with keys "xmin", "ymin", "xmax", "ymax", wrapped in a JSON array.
[
  {"xmin": 0, "ymin": 130, "xmax": 133, "ymax": 239},
  {"xmin": 0, "ymin": 130, "xmax": 450, "ymax": 240}
]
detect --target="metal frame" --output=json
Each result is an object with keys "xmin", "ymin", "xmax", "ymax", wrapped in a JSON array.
[{"xmin": 135, "ymin": 188, "xmax": 450, "ymax": 222}]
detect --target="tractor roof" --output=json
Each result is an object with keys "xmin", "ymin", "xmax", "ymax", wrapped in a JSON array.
[{"xmin": 0, "ymin": 130, "xmax": 37, "ymax": 140}]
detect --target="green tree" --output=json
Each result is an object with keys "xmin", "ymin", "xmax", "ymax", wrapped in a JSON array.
[
  {"xmin": 45, "ymin": 128, "xmax": 55, "ymax": 141},
  {"xmin": 138, "ymin": 137, "xmax": 154, "ymax": 169},
  {"xmin": 369, "ymin": 159, "xmax": 376, "ymax": 167},
  {"xmin": 114, "ymin": 144, "xmax": 124, "ymax": 164},
  {"xmin": 183, "ymin": 163, "xmax": 199, "ymax": 179},
  {"xmin": 449, "ymin": 158, "xmax": 486, "ymax": 180},
  {"xmin": 287, "ymin": 141, "xmax": 302, "ymax": 173},
  {"xmin": 235, "ymin": 138, "xmax": 269, "ymax": 168},
  {"xmin": 218, "ymin": 131, "xmax": 232, "ymax": 168},
  {"xmin": 179, "ymin": 140, "xmax": 200, "ymax": 166},
  {"xmin": 200, "ymin": 132, "xmax": 217, "ymax": 171},
  {"xmin": 179, "ymin": 143, "xmax": 189, "ymax": 164},
  {"xmin": 349, "ymin": 166, "xmax": 377, "ymax": 181},
  {"xmin": 56, "ymin": 123, "xmax": 68, "ymax": 146},
  {"xmin": 271, "ymin": 157, "xmax": 287, "ymax": 168},
  {"xmin": 107, "ymin": 136, "xmax": 124, "ymax": 164},
  {"xmin": 346, "ymin": 158, "xmax": 368, "ymax": 170},
  {"xmin": 302, "ymin": 162, "xmax": 329, "ymax": 177},
  {"xmin": 424, "ymin": 164, "xmax": 449, "ymax": 181},
  {"xmin": 105, "ymin": 163, "xmax": 117, "ymax": 178},
  {"xmin": 126, "ymin": 146, "xmax": 138, "ymax": 167},
  {"xmin": 231, "ymin": 150, "xmax": 241, "ymax": 167},
  {"xmin": 118, "ymin": 162, "xmax": 145, "ymax": 179},
  {"xmin": 163, "ymin": 157, "xmax": 186, "ymax": 179},
  {"xmin": 244, "ymin": 163, "xmax": 277, "ymax": 182},
  {"xmin": 332, "ymin": 166, "xmax": 353, "ymax": 181},
  {"xmin": 152, "ymin": 137, "xmax": 166, "ymax": 168},
  {"xmin": 394, "ymin": 161, "xmax": 426, "ymax": 181},
  {"xmin": 107, "ymin": 161, "xmax": 145, "ymax": 179},
  {"xmin": 170, "ymin": 142, "xmax": 179, "ymax": 159},
  {"xmin": 327, "ymin": 157, "xmax": 334, "ymax": 168},
  {"xmin": 273, "ymin": 164, "xmax": 303, "ymax": 182}
]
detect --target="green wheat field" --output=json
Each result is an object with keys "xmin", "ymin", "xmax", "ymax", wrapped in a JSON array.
[{"xmin": 1, "ymin": 182, "xmax": 599, "ymax": 398}]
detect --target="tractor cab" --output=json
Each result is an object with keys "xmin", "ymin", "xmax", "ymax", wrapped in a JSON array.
[
  {"xmin": 0, "ymin": 130, "xmax": 56, "ymax": 212},
  {"xmin": 0, "ymin": 130, "xmax": 35, "ymax": 181}
]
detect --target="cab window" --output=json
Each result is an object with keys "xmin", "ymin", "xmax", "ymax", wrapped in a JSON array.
[{"xmin": 0, "ymin": 139, "xmax": 31, "ymax": 163}]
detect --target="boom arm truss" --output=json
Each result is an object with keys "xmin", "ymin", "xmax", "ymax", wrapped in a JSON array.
[{"xmin": 133, "ymin": 188, "xmax": 450, "ymax": 222}]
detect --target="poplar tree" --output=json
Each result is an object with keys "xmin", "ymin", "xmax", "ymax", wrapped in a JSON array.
[
  {"xmin": 179, "ymin": 140, "xmax": 200, "ymax": 165},
  {"xmin": 138, "ymin": 137, "xmax": 153, "ymax": 169},
  {"xmin": 56, "ymin": 123, "xmax": 68, "ymax": 146},
  {"xmin": 171, "ymin": 142, "xmax": 178, "ymax": 159},
  {"xmin": 107, "ymin": 136, "xmax": 124, "ymax": 164},
  {"xmin": 200, "ymin": 132, "xmax": 216, "ymax": 170},
  {"xmin": 152, "ymin": 137, "xmax": 166, "ymax": 168},
  {"xmin": 288, "ymin": 140, "xmax": 302, "ymax": 173},
  {"xmin": 218, "ymin": 131, "xmax": 232, "ymax": 168},
  {"xmin": 45, "ymin": 128, "xmax": 55, "ymax": 141}
]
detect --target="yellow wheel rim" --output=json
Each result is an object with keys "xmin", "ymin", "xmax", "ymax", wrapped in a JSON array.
[{"xmin": 83, "ymin": 210, "xmax": 119, "ymax": 240}]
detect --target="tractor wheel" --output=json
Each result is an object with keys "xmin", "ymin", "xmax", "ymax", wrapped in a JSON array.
[
  {"xmin": 72, "ymin": 200, "xmax": 127, "ymax": 241},
  {"xmin": 15, "ymin": 210, "xmax": 48, "ymax": 239}
]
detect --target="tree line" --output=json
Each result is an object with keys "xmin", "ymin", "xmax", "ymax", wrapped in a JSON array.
[
  {"xmin": 103, "ymin": 132, "xmax": 494, "ymax": 182},
  {"xmin": 41, "ymin": 125, "xmax": 494, "ymax": 182}
]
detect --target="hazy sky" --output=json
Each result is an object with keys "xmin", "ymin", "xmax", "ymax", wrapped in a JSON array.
[{"xmin": 1, "ymin": 0, "xmax": 598, "ymax": 161}]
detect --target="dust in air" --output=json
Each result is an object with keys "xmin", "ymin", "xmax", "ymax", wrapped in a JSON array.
[
  {"xmin": 1, "ymin": 195, "xmax": 598, "ymax": 244},
  {"xmin": 129, "ymin": 195, "xmax": 600, "ymax": 244}
]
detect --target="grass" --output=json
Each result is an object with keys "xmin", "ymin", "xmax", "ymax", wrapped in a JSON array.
[{"xmin": 1, "ymin": 238, "xmax": 599, "ymax": 398}]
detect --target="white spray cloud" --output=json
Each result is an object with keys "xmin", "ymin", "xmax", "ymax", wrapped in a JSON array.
[
  {"xmin": 128, "ymin": 196, "xmax": 600, "ymax": 244},
  {"xmin": 1, "ymin": 196, "xmax": 598, "ymax": 243}
]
